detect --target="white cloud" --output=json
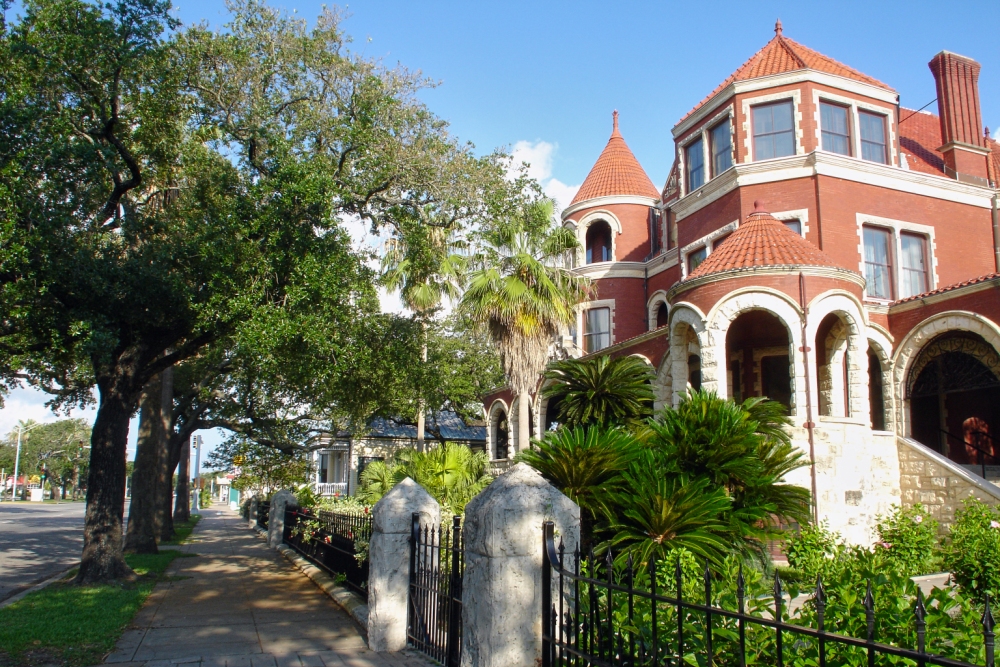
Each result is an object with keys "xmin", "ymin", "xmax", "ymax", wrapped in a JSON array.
[
  {"xmin": 511, "ymin": 140, "xmax": 580, "ymax": 217},
  {"xmin": 0, "ymin": 387, "xmax": 97, "ymax": 438}
]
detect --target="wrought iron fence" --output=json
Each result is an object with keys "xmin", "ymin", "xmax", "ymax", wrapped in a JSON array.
[
  {"xmin": 257, "ymin": 500, "xmax": 270, "ymax": 530},
  {"xmin": 408, "ymin": 513, "xmax": 464, "ymax": 667},
  {"xmin": 541, "ymin": 521, "xmax": 996, "ymax": 667},
  {"xmin": 282, "ymin": 508, "xmax": 372, "ymax": 596}
]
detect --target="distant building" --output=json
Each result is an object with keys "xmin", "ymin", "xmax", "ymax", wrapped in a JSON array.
[
  {"xmin": 484, "ymin": 23, "xmax": 1000, "ymax": 544},
  {"xmin": 312, "ymin": 411, "xmax": 486, "ymax": 496}
]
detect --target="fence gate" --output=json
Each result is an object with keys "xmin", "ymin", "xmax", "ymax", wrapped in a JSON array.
[{"xmin": 408, "ymin": 513, "xmax": 463, "ymax": 666}]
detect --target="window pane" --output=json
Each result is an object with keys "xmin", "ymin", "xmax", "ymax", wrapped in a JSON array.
[
  {"xmin": 859, "ymin": 111, "xmax": 887, "ymax": 163},
  {"xmin": 711, "ymin": 121, "xmax": 732, "ymax": 176},
  {"xmin": 863, "ymin": 226, "xmax": 893, "ymax": 299},
  {"xmin": 752, "ymin": 101, "xmax": 795, "ymax": 160},
  {"xmin": 899, "ymin": 233, "xmax": 928, "ymax": 298},
  {"xmin": 820, "ymin": 102, "xmax": 851, "ymax": 155},
  {"xmin": 687, "ymin": 247, "xmax": 707, "ymax": 273},
  {"xmin": 584, "ymin": 308, "xmax": 610, "ymax": 353},
  {"xmin": 686, "ymin": 138, "xmax": 704, "ymax": 192},
  {"xmin": 783, "ymin": 219, "xmax": 802, "ymax": 235}
]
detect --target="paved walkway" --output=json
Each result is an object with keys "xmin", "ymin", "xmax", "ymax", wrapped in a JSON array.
[{"xmin": 105, "ymin": 508, "xmax": 428, "ymax": 667}]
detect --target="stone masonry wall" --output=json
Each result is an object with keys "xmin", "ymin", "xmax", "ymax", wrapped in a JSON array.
[{"xmin": 897, "ymin": 436, "xmax": 1000, "ymax": 531}]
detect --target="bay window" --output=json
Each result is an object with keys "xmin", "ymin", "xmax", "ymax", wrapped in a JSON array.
[
  {"xmin": 820, "ymin": 102, "xmax": 851, "ymax": 155},
  {"xmin": 752, "ymin": 100, "xmax": 795, "ymax": 160},
  {"xmin": 685, "ymin": 138, "xmax": 705, "ymax": 192},
  {"xmin": 710, "ymin": 120, "xmax": 732, "ymax": 176}
]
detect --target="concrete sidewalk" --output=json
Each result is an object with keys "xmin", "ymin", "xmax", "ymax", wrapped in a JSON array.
[{"xmin": 104, "ymin": 508, "xmax": 429, "ymax": 667}]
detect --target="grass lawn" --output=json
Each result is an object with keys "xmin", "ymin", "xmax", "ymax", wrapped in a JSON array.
[
  {"xmin": 163, "ymin": 513, "xmax": 201, "ymax": 545},
  {"xmin": 0, "ymin": 516, "xmax": 202, "ymax": 667}
]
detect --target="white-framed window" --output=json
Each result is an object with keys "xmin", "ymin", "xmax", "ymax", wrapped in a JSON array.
[
  {"xmin": 584, "ymin": 307, "xmax": 611, "ymax": 353},
  {"xmin": 752, "ymin": 100, "xmax": 795, "ymax": 159},
  {"xmin": 859, "ymin": 111, "xmax": 888, "ymax": 164},
  {"xmin": 820, "ymin": 102, "xmax": 851, "ymax": 156},
  {"xmin": 899, "ymin": 232, "xmax": 929, "ymax": 298},
  {"xmin": 783, "ymin": 219, "xmax": 802, "ymax": 235},
  {"xmin": 710, "ymin": 119, "xmax": 733, "ymax": 176},
  {"xmin": 687, "ymin": 246, "xmax": 707, "ymax": 273},
  {"xmin": 770, "ymin": 208, "xmax": 810, "ymax": 237},
  {"xmin": 857, "ymin": 214, "xmax": 936, "ymax": 301},
  {"xmin": 685, "ymin": 137, "xmax": 705, "ymax": 192}
]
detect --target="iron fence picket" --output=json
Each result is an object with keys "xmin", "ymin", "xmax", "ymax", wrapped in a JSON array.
[
  {"xmin": 281, "ymin": 508, "xmax": 371, "ymax": 597},
  {"xmin": 541, "ymin": 521, "xmax": 995, "ymax": 667},
  {"xmin": 257, "ymin": 501, "xmax": 270, "ymax": 530},
  {"xmin": 407, "ymin": 513, "xmax": 464, "ymax": 667}
]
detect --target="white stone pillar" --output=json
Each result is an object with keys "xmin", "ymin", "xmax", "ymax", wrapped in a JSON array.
[
  {"xmin": 267, "ymin": 489, "xmax": 298, "ymax": 548},
  {"xmin": 461, "ymin": 463, "xmax": 580, "ymax": 667},
  {"xmin": 368, "ymin": 478, "xmax": 440, "ymax": 652}
]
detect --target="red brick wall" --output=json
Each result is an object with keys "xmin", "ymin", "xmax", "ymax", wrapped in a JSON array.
[
  {"xmin": 567, "ymin": 202, "xmax": 654, "ymax": 263},
  {"xmin": 674, "ymin": 272, "xmax": 863, "ymax": 315},
  {"xmin": 888, "ymin": 284, "xmax": 1000, "ymax": 343},
  {"xmin": 591, "ymin": 276, "xmax": 649, "ymax": 343}
]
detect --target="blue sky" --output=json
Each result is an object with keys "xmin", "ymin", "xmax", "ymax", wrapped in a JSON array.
[{"xmin": 2, "ymin": 0, "xmax": 998, "ymax": 459}]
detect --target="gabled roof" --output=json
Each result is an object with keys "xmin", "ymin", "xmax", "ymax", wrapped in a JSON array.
[
  {"xmin": 570, "ymin": 111, "xmax": 659, "ymax": 206},
  {"xmin": 687, "ymin": 203, "xmax": 848, "ymax": 280},
  {"xmin": 680, "ymin": 21, "xmax": 893, "ymax": 123}
]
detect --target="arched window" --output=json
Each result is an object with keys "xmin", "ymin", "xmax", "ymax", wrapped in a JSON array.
[
  {"xmin": 656, "ymin": 303, "xmax": 669, "ymax": 329},
  {"xmin": 586, "ymin": 221, "xmax": 612, "ymax": 264}
]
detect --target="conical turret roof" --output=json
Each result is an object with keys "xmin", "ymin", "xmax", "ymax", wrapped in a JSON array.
[
  {"xmin": 570, "ymin": 111, "xmax": 659, "ymax": 206},
  {"xmin": 687, "ymin": 202, "xmax": 849, "ymax": 280}
]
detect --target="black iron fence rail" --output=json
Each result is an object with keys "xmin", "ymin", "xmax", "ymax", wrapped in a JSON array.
[
  {"xmin": 258, "ymin": 500, "xmax": 270, "ymax": 530},
  {"xmin": 542, "ymin": 521, "xmax": 996, "ymax": 667},
  {"xmin": 408, "ymin": 513, "xmax": 463, "ymax": 667},
  {"xmin": 282, "ymin": 508, "xmax": 372, "ymax": 597}
]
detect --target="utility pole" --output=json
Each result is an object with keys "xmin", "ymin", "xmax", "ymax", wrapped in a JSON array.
[
  {"xmin": 192, "ymin": 435, "xmax": 203, "ymax": 510},
  {"xmin": 12, "ymin": 422, "xmax": 45, "ymax": 502}
]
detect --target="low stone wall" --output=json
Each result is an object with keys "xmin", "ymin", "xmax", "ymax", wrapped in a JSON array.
[{"xmin": 897, "ymin": 436, "xmax": 1000, "ymax": 530}]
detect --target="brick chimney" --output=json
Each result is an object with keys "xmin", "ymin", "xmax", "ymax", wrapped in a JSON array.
[{"xmin": 928, "ymin": 51, "xmax": 990, "ymax": 184}]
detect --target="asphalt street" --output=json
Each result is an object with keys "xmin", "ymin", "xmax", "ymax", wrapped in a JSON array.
[{"xmin": 0, "ymin": 501, "xmax": 86, "ymax": 602}]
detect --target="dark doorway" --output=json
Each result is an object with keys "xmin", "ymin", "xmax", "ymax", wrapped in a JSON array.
[
  {"xmin": 494, "ymin": 413, "xmax": 509, "ymax": 460},
  {"xmin": 544, "ymin": 395, "xmax": 564, "ymax": 432}
]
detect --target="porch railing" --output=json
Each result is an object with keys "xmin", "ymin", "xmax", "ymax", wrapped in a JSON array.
[
  {"xmin": 541, "ymin": 521, "xmax": 996, "ymax": 667},
  {"xmin": 315, "ymin": 482, "xmax": 349, "ymax": 496}
]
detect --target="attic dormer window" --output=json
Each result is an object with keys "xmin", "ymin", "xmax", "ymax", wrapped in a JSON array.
[
  {"xmin": 585, "ymin": 220, "xmax": 612, "ymax": 264},
  {"xmin": 685, "ymin": 138, "xmax": 705, "ymax": 192},
  {"xmin": 752, "ymin": 101, "xmax": 795, "ymax": 160}
]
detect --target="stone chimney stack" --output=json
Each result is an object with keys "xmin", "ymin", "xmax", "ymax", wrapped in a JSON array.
[{"xmin": 928, "ymin": 51, "xmax": 990, "ymax": 184}]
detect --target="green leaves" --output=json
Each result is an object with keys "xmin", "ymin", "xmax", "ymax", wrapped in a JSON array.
[{"xmin": 542, "ymin": 354, "xmax": 655, "ymax": 431}]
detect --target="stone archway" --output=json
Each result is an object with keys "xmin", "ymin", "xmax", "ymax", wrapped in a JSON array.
[
  {"xmin": 867, "ymin": 333, "xmax": 894, "ymax": 431},
  {"xmin": 487, "ymin": 400, "xmax": 510, "ymax": 460},
  {"xmin": 668, "ymin": 304, "xmax": 707, "ymax": 405},
  {"xmin": 807, "ymin": 292, "xmax": 871, "ymax": 423}
]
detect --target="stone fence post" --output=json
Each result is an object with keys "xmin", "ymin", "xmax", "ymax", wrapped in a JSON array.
[
  {"xmin": 368, "ymin": 478, "xmax": 440, "ymax": 652},
  {"xmin": 248, "ymin": 496, "xmax": 259, "ymax": 529},
  {"xmin": 461, "ymin": 463, "xmax": 580, "ymax": 667},
  {"xmin": 267, "ymin": 489, "xmax": 298, "ymax": 548}
]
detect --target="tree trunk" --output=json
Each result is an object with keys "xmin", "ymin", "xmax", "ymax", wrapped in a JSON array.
[
  {"xmin": 124, "ymin": 376, "xmax": 162, "ymax": 554},
  {"xmin": 155, "ymin": 366, "xmax": 176, "ymax": 543},
  {"xmin": 77, "ymin": 378, "xmax": 138, "ymax": 583},
  {"xmin": 517, "ymin": 391, "xmax": 531, "ymax": 454},
  {"xmin": 416, "ymin": 323, "xmax": 427, "ymax": 453},
  {"xmin": 174, "ymin": 437, "xmax": 190, "ymax": 523}
]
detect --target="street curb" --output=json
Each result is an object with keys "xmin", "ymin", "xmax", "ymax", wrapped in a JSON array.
[
  {"xmin": 250, "ymin": 525, "xmax": 370, "ymax": 633},
  {"xmin": 0, "ymin": 565, "xmax": 76, "ymax": 610}
]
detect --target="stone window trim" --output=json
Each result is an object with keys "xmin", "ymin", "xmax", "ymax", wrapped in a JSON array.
[
  {"xmin": 741, "ymin": 90, "xmax": 804, "ymax": 163},
  {"xmin": 679, "ymin": 219, "xmax": 739, "ymax": 278},
  {"xmin": 573, "ymin": 210, "xmax": 622, "ymax": 265},
  {"xmin": 677, "ymin": 106, "xmax": 735, "ymax": 196},
  {"xmin": 576, "ymin": 298, "xmax": 617, "ymax": 352},
  {"xmin": 812, "ymin": 89, "xmax": 897, "ymax": 167},
  {"xmin": 647, "ymin": 290, "xmax": 670, "ymax": 331},
  {"xmin": 855, "ymin": 213, "xmax": 938, "ymax": 303},
  {"xmin": 769, "ymin": 208, "xmax": 811, "ymax": 237}
]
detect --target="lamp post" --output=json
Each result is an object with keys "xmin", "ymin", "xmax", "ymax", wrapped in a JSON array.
[{"xmin": 11, "ymin": 422, "xmax": 45, "ymax": 502}]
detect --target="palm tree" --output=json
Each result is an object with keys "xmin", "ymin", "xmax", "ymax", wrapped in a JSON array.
[
  {"xmin": 542, "ymin": 354, "xmax": 655, "ymax": 431},
  {"xmin": 460, "ymin": 200, "xmax": 592, "ymax": 453},
  {"xmin": 382, "ymin": 226, "xmax": 466, "ymax": 452}
]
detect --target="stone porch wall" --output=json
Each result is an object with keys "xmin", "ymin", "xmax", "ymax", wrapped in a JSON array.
[{"xmin": 897, "ymin": 436, "xmax": 1000, "ymax": 531}]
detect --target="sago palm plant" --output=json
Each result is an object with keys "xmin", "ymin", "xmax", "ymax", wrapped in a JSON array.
[
  {"xmin": 460, "ymin": 200, "xmax": 592, "ymax": 452},
  {"xmin": 542, "ymin": 354, "xmax": 655, "ymax": 431}
]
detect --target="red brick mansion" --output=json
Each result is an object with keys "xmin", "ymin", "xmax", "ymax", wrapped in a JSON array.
[{"xmin": 484, "ymin": 22, "xmax": 1000, "ymax": 543}]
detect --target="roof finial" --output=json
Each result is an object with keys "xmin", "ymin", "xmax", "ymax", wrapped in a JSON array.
[
  {"xmin": 753, "ymin": 199, "xmax": 767, "ymax": 212},
  {"xmin": 613, "ymin": 109, "xmax": 619, "ymax": 131},
  {"xmin": 775, "ymin": 18, "xmax": 783, "ymax": 36}
]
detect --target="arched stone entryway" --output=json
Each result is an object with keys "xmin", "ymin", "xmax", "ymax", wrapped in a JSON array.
[
  {"xmin": 487, "ymin": 400, "xmax": 510, "ymax": 460},
  {"xmin": 725, "ymin": 310, "xmax": 793, "ymax": 410}
]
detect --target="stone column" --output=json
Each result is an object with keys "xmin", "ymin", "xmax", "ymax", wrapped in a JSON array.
[
  {"xmin": 267, "ymin": 489, "xmax": 298, "ymax": 548},
  {"xmin": 368, "ymin": 478, "xmax": 440, "ymax": 652},
  {"xmin": 248, "ymin": 496, "xmax": 259, "ymax": 529},
  {"xmin": 461, "ymin": 463, "xmax": 580, "ymax": 667}
]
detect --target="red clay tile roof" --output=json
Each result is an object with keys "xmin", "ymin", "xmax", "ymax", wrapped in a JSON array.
[
  {"xmin": 892, "ymin": 273, "xmax": 1000, "ymax": 305},
  {"xmin": 898, "ymin": 108, "xmax": 945, "ymax": 176},
  {"xmin": 687, "ymin": 204, "xmax": 848, "ymax": 280},
  {"xmin": 987, "ymin": 135, "xmax": 1000, "ymax": 185},
  {"xmin": 570, "ymin": 111, "xmax": 659, "ymax": 206},
  {"xmin": 680, "ymin": 23, "xmax": 893, "ymax": 123}
]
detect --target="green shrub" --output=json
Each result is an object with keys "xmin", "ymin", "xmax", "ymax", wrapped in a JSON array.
[
  {"xmin": 784, "ymin": 523, "xmax": 840, "ymax": 580},
  {"xmin": 874, "ymin": 504, "xmax": 939, "ymax": 575},
  {"xmin": 944, "ymin": 498, "xmax": 1000, "ymax": 600}
]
